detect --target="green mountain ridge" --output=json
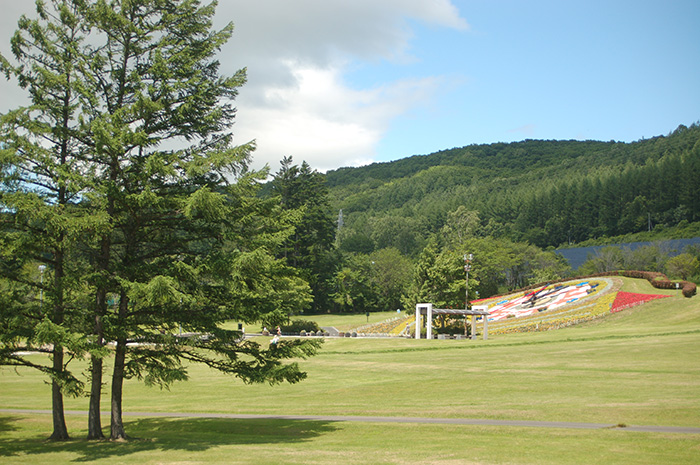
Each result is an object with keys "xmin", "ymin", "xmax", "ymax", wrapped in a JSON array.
[{"xmin": 326, "ymin": 123, "xmax": 700, "ymax": 252}]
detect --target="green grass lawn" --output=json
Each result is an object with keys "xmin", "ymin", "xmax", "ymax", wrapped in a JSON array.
[
  {"xmin": 2, "ymin": 415, "xmax": 698, "ymax": 465},
  {"xmin": 224, "ymin": 310, "xmax": 404, "ymax": 333},
  {"xmin": 1, "ymin": 278, "xmax": 699, "ymax": 464}
]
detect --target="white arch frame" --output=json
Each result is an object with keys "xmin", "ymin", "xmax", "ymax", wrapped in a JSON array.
[
  {"xmin": 415, "ymin": 303, "xmax": 490, "ymax": 340},
  {"xmin": 415, "ymin": 303, "xmax": 433, "ymax": 340}
]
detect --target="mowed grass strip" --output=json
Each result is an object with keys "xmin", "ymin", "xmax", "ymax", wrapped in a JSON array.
[
  {"xmin": 1, "ymin": 278, "xmax": 699, "ymax": 463},
  {"xmin": 0, "ymin": 414, "xmax": 698, "ymax": 465},
  {"xmin": 5, "ymin": 326, "xmax": 698, "ymax": 427}
]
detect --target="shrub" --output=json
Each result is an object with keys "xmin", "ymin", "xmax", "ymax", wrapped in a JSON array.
[
  {"xmin": 682, "ymin": 281, "xmax": 697, "ymax": 297},
  {"xmin": 280, "ymin": 319, "xmax": 321, "ymax": 334},
  {"xmin": 618, "ymin": 270, "xmax": 696, "ymax": 297}
]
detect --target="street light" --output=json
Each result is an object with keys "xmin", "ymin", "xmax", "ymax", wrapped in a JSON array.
[
  {"xmin": 463, "ymin": 254, "xmax": 473, "ymax": 337},
  {"xmin": 464, "ymin": 253, "xmax": 473, "ymax": 310}
]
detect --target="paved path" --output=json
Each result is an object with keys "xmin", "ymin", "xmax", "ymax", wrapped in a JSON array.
[
  {"xmin": 320, "ymin": 326, "xmax": 339, "ymax": 336},
  {"xmin": 2, "ymin": 409, "xmax": 699, "ymax": 434}
]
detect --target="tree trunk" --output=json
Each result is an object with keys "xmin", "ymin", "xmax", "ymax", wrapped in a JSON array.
[
  {"xmin": 49, "ymin": 347, "xmax": 69, "ymax": 440},
  {"xmin": 87, "ymin": 333, "xmax": 104, "ymax": 439},
  {"xmin": 87, "ymin": 356, "xmax": 104, "ymax": 439},
  {"xmin": 89, "ymin": 203, "xmax": 112, "ymax": 440},
  {"xmin": 87, "ymin": 287, "xmax": 107, "ymax": 439},
  {"xmin": 50, "ymin": 245, "xmax": 69, "ymax": 441},
  {"xmin": 110, "ymin": 338, "xmax": 127, "ymax": 440},
  {"xmin": 110, "ymin": 293, "xmax": 129, "ymax": 440}
]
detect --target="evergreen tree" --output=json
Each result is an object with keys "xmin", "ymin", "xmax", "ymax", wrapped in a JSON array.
[
  {"xmin": 0, "ymin": 0, "xmax": 96, "ymax": 440},
  {"xmin": 2, "ymin": 0, "xmax": 321, "ymax": 441},
  {"xmin": 270, "ymin": 156, "xmax": 337, "ymax": 313}
]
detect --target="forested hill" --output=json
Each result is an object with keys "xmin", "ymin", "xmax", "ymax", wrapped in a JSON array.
[{"xmin": 326, "ymin": 123, "xmax": 700, "ymax": 254}]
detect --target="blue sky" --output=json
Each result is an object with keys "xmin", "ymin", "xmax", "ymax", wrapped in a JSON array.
[
  {"xmin": 1, "ymin": 1, "xmax": 698, "ymax": 172},
  {"xmin": 366, "ymin": 0, "xmax": 700, "ymax": 164}
]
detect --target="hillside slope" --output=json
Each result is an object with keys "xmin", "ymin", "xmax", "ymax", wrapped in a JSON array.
[{"xmin": 328, "ymin": 123, "xmax": 700, "ymax": 251}]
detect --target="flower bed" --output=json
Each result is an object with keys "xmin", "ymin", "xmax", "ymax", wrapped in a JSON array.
[
  {"xmin": 471, "ymin": 269, "xmax": 696, "ymax": 335},
  {"xmin": 482, "ymin": 280, "xmax": 608, "ymax": 322},
  {"xmin": 489, "ymin": 288, "xmax": 617, "ymax": 335},
  {"xmin": 610, "ymin": 291, "xmax": 670, "ymax": 313},
  {"xmin": 352, "ymin": 315, "xmax": 413, "ymax": 336}
]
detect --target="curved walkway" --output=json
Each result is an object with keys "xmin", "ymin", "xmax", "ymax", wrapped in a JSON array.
[{"xmin": 2, "ymin": 409, "xmax": 698, "ymax": 434}]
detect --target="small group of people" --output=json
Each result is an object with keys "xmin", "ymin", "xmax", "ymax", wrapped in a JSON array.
[
  {"xmin": 262, "ymin": 326, "xmax": 282, "ymax": 335},
  {"xmin": 265, "ymin": 326, "xmax": 282, "ymax": 348}
]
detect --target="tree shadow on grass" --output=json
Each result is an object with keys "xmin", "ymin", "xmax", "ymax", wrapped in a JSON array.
[
  {"xmin": 0, "ymin": 415, "xmax": 20, "ymax": 433},
  {"xmin": 0, "ymin": 417, "xmax": 338, "ymax": 463}
]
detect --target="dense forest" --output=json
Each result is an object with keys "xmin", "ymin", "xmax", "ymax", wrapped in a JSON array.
[
  {"xmin": 327, "ymin": 123, "xmax": 700, "ymax": 253},
  {"xmin": 251, "ymin": 123, "xmax": 700, "ymax": 317}
]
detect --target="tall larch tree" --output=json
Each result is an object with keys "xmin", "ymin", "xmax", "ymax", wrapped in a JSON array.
[
  {"xmin": 2, "ymin": 0, "xmax": 321, "ymax": 441},
  {"xmin": 77, "ymin": 0, "xmax": 321, "ymax": 440},
  {"xmin": 0, "ymin": 0, "xmax": 98, "ymax": 440}
]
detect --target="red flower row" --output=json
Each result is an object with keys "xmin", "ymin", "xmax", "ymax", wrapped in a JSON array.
[{"xmin": 610, "ymin": 291, "xmax": 670, "ymax": 313}]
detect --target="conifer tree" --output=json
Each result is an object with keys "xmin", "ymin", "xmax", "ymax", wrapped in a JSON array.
[
  {"xmin": 0, "ymin": 0, "xmax": 95, "ymax": 440},
  {"xmin": 2, "ymin": 0, "xmax": 321, "ymax": 441},
  {"xmin": 270, "ymin": 156, "xmax": 337, "ymax": 312}
]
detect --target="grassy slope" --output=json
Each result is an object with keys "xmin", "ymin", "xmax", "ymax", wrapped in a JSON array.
[{"xmin": 1, "ymin": 278, "xmax": 699, "ymax": 464}]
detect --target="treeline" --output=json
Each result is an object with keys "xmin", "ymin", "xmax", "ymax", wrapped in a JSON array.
[
  {"xmin": 264, "ymin": 160, "xmax": 574, "ymax": 315},
  {"xmin": 269, "ymin": 123, "xmax": 700, "ymax": 318},
  {"xmin": 513, "ymin": 143, "xmax": 700, "ymax": 247},
  {"xmin": 266, "ymin": 152, "xmax": 699, "ymax": 321},
  {"xmin": 328, "ymin": 123, "xmax": 700, "ymax": 253}
]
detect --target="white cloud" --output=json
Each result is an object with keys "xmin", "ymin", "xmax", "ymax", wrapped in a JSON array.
[
  {"xmin": 215, "ymin": 0, "xmax": 468, "ymax": 171},
  {"xmin": 0, "ymin": 1, "xmax": 468, "ymax": 172},
  {"xmin": 233, "ymin": 63, "xmax": 447, "ymax": 172}
]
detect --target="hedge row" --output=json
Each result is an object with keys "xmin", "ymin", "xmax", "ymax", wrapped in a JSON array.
[{"xmin": 611, "ymin": 270, "xmax": 695, "ymax": 298}]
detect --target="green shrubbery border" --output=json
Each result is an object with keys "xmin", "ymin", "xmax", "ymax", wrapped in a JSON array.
[
  {"xmin": 280, "ymin": 319, "xmax": 321, "ymax": 334},
  {"xmin": 614, "ymin": 270, "xmax": 696, "ymax": 298}
]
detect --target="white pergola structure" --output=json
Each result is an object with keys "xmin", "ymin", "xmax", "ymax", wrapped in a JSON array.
[{"xmin": 415, "ymin": 303, "xmax": 490, "ymax": 340}]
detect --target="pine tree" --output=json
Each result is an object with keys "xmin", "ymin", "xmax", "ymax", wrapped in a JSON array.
[
  {"xmin": 0, "ymin": 0, "xmax": 96, "ymax": 440},
  {"xmin": 2, "ymin": 0, "xmax": 321, "ymax": 441},
  {"xmin": 270, "ymin": 157, "xmax": 337, "ymax": 312}
]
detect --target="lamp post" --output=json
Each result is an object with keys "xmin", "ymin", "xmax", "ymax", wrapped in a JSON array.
[
  {"xmin": 464, "ymin": 253, "xmax": 473, "ymax": 310},
  {"xmin": 464, "ymin": 253, "xmax": 473, "ymax": 337},
  {"xmin": 38, "ymin": 264, "xmax": 46, "ymax": 309}
]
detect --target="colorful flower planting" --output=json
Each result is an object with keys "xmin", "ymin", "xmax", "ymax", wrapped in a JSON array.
[
  {"xmin": 354, "ymin": 275, "xmax": 682, "ymax": 337},
  {"xmin": 484, "ymin": 281, "xmax": 602, "ymax": 321},
  {"xmin": 478, "ymin": 278, "xmax": 617, "ymax": 335},
  {"xmin": 353, "ymin": 315, "xmax": 413, "ymax": 336},
  {"xmin": 489, "ymin": 291, "xmax": 617, "ymax": 335},
  {"xmin": 610, "ymin": 291, "xmax": 670, "ymax": 313}
]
